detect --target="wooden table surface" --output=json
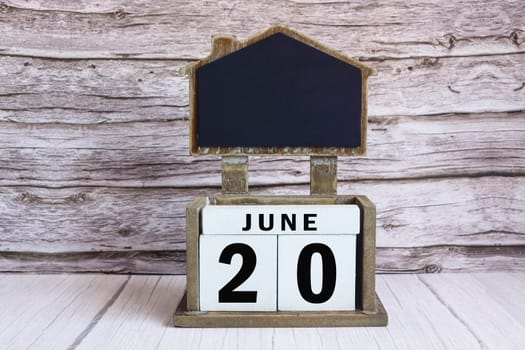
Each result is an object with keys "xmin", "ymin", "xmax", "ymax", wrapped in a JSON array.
[{"xmin": 0, "ymin": 273, "xmax": 523, "ymax": 350}]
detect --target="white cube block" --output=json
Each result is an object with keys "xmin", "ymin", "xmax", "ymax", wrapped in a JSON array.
[
  {"xmin": 201, "ymin": 205, "xmax": 360, "ymax": 235},
  {"xmin": 278, "ymin": 235, "xmax": 357, "ymax": 311},
  {"xmin": 199, "ymin": 235, "xmax": 277, "ymax": 311}
]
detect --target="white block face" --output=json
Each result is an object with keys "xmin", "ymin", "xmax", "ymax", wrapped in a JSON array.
[
  {"xmin": 278, "ymin": 235, "xmax": 357, "ymax": 311},
  {"xmin": 201, "ymin": 205, "xmax": 360, "ymax": 235},
  {"xmin": 199, "ymin": 235, "xmax": 277, "ymax": 311}
]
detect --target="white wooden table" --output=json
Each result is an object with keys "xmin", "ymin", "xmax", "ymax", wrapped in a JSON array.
[{"xmin": 0, "ymin": 273, "xmax": 523, "ymax": 350}]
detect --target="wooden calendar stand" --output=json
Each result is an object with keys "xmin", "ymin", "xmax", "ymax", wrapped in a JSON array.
[
  {"xmin": 172, "ymin": 26, "xmax": 387, "ymax": 327},
  {"xmin": 172, "ymin": 156, "xmax": 388, "ymax": 327}
]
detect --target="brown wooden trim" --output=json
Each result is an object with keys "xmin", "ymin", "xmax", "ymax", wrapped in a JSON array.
[
  {"xmin": 187, "ymin": 25, "xmax": 373, "ymax": 156},
  {"xmin": 356, "ymin": 195, "xmax": 377, "ymax": 312},
  {"xmin": 179, "ymin": 194, "xmax": 384, "ymax": 326},
  {"xmin": 185, "ymin": 197, "xmax": 208, "ymax": 311},
  {"xmin": 221, "ymin": 156, "xmax": 249, "ymax": 194},
  {"xmin": 361, "ymin": 74, "xmax": 369, "ymax": 156},
  {"xmin": 310, "ymin": 156, "xmax": 337, "ymax": 195},
  {"xmin": 173, "ymin": 293, "xmax": 387, "ymax": 327}
]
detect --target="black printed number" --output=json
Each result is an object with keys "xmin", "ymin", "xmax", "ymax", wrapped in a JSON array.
[
  {"xmin": 297, "ymin": 243, "xmax": 337, "ymax": 303},
  {"xmin": 218, "ymin": 243, "xmax": 258, "ymax": 303}
]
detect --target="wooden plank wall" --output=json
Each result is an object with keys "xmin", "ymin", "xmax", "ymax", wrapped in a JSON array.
[{"xmin": 0, "ymin": 0, "xmax": 523, "ymax": 274}]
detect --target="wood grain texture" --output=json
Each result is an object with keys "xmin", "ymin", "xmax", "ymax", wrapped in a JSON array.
[
  {"xmin": 420, "ymin": 273, "xmax": 525, "ymax": 349},
  {"xmin": 364, "ymin": 275, "xmax": 483, "ymax": 349},
  {"xmin": 356, "ymin": 195, "xmax": 377, "ymax": 311},
  {"xmin": 173, "ymin": 294, "xmax": 387, "ymax": 327},
  {"xmin": 221, "ymin": 156, "xmax": 249, "ymax": 194},
  {"xmin": 3, "ymin": 273, "xmax": 523, "ymax": 349},
  {"xmin": 0, "ymin": 0, "xmax": 523, "ymax": 60},
  {"xmin": 0, "ymin": 0, "xmax": 524, "ymax": 273},
  {"xmin": 471, "ymin": 272, "xmax": 525, "ymax": 319},
  {"xmin": 0, "ymin": 57, "xmax": 189, "ymax": 124},
  {"xmin": 2, "ymin": 246, "xmax": 522, "ymax": 275},
  {"xmin": 0, "ymin": 250, "xmax": 186, "ymax": 274},
  {"xmin": 0, "ymin": 178, "xmax": 522, "ymax": 252},
  {"xmin": 0, "ymin": 186, "xmax": 195, "ymax": 252},
  {"xmin": 185, "ymin": 197, "xmax": 207, "ymax": 310},
  {"xmin": 310, "ymin": 156, "xmax": 337, "ymax": 195},
  {"xmin": 0, "ymin": 176, "xmax": 522, "ymax": 273},
  {"xmin": 1, "ymin": 55, "xmax": 524, "ymax": 122},
  {"xmin": 0, "ymin": 274, "xmax": 128, "ymax": 349},
  {"xmin": 0, "ymin": 113, "xmax": 523, "ymax": 187},
  {"xmin": 370, "ymin": 55, "xmax": 525, "ymax": 116},
  {"xmin": 75, "ymin": 275, "xmax": 185, "ymax": 350},
  {"xmin": 377, "ymin": 246, "xmax": 525, "ymax": 273}
]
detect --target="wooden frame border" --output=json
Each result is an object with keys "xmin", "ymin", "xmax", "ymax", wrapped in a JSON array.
[
  {"xmin": 184, "ymin": 25, "xmax": 377, "ymax": 157},
  {"xmin": 173, "ymin": 194, "xmax": 387, "ymax": 327},
  {"xmin": 184, "ymin": 196, "xmax": 208, "ymax": 311},
  {"xmin": 173, "ymin": 294, "xmax": 387, "ymax": 328}
]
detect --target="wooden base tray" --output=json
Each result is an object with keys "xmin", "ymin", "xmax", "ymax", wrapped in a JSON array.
[{"xmin": 172, "ymin": 292, "xmax": 388, "ymax": 328}]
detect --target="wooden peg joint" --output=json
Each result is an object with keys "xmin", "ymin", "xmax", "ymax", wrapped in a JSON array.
[
  {"xmin": 222, "ymin": 156, "xmax": 248, "ymax": 194},
  {"xmin": 310, "ymin": 156, "xmax": 337, "ymax": 195}
]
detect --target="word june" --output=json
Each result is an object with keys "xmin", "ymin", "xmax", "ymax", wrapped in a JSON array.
[{"xmin": 241, "ymin": 213, "xmax": 318, "ymax": 232}]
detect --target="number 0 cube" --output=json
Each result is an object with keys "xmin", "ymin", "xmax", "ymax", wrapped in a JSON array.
[{"xmin": 278, "ymin": 235, "xmax": 358, "ymax": 311}]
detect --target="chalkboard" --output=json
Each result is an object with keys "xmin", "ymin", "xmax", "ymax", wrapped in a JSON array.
[{"xmin": 196, "ymin": 33, "xmax": 363, "ymax": 149}]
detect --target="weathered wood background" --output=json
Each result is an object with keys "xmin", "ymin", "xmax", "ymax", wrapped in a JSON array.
[{"xmin": 0, "ymin": 0, "xmax": 523, "ymax": 274}]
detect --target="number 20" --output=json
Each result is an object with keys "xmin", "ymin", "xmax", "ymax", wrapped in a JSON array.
[{"xmin": 218, "ymin": 242, "xmax": 337, "ymax": 304}]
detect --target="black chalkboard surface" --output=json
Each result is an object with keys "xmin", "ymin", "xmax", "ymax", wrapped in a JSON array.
[{"xmin": 196, "ymin": 33, "xmax": 362, "ymax": 148}]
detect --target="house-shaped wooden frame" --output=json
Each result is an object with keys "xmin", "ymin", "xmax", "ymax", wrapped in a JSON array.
[
  {"xmin": 185, "ymin": 25, "xmax": 376, "ymax": 156},
  {"xmin": 173, "ymin": 26, "xmax": 387, "ymax": 327}
]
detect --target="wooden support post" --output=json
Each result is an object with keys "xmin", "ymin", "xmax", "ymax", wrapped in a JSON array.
[
  {"xmin": 355, "ymin": 195, "xmax": 377, "ymax": 312},
  {"xmin": 222, "ymin": 156, "xmax": 249, "ymax": 194},
  {"xmin": 185, "ymin": 197, "xmax": 208, "ymax": 311},
  {"xmin": 310, "ymin": 156, "xmax": 337, "ymax": 195}
]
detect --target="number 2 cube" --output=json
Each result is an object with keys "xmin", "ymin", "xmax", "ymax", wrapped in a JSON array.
[{"xmin": 199, "ymin": 235, "xmax": 277, "ymax": 311}]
